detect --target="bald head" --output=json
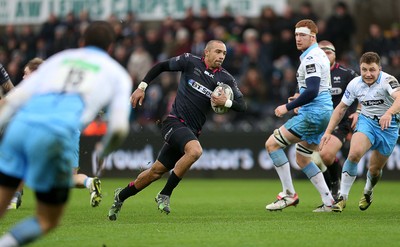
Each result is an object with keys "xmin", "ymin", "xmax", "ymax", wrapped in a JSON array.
[
  {"xmin": 318, "ymin": 40, "xmax": 335, "ymax": 53},
  {"xmin": 319, "ymin": 40, "xmax": 336, "ymax": 66},
  {"xmin": 205, "ymin": 40, "xmax": 225, "ymax": 51}
]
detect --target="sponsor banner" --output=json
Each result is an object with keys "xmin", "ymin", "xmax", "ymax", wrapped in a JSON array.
[
  {"xmin": 79, "ymin": 129, "xmax": 400, "ymax": 180},
  {"xmin": 0, "ymin": 0, "xmax": 287, "ymax": 25}
]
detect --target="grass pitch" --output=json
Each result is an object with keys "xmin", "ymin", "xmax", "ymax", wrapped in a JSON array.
[{"xmin": 1, "ymin": 178, "xmax": 399, "ymax": 247}]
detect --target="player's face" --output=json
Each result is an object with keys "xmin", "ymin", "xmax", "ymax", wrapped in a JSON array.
[
  {"xmin": 295, "ymin": 32, "xmax": 315, "ymax": 51},
  {"xmin": 23, "ymin": 67, "xmax": 32, "ymax": 79},
  {"xmin": 205, "ymin": 43, "xmax": 227, "ymax": 69},
  {"xmin": 321, "ymin": 48, "xmax": 336, "ymax": 66},
  {"xmin": 360, "ymin": 62, "xmax": 381, "ymax": 85}
]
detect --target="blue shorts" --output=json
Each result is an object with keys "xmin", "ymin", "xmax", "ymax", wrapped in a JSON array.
[
  {"xmin": 356, "ymin": 114, "xmax": 399, "ymax": 156},
  {"xmin": 284, "ymin": 109, "xmax": 332, "ymax": 145},
  {"xmin": 0, "ymin": 120, "xmax": 74, "ymax": 192}
]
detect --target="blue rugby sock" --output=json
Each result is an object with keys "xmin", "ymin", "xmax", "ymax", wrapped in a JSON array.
[{"xmin": 9, "ymin": 217, "xmax": 43, "ymax": 246}]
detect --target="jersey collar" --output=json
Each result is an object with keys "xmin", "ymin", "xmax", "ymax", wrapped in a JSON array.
[
  {"xmin": 202, "ymin": 57, "xmax": 222, "ymax": 73},
  {"xmin": 85, "ymin": 46, "xmax": 107, "ymax": 54},
  {"xmin": 331, "ymin": 62, "xmax": 339, "ymax": 71},
  {"xmin": 375, "ymin": 71, "xmax": 383, "ymax": 84},
  {"xmin": 300, "ymin": 43, "xmax": 318, "ymax": 60}
]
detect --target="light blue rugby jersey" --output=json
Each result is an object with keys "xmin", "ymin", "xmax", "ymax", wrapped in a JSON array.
[
  {"xmin": 0, "ymin": 46, "xmax": 132, "ymax": 136},
  {"xmin": 297, "ymin": 43, "xmax": 332, "ymax": 112}
]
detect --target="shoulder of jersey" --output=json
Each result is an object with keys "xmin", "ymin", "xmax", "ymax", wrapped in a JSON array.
[
  {"xmin": 183, "ymin": 53, "xmax": 201, "ymax": 60},
  {"xmin": 384, "ymin": 74, "xmax": 399, "ymax": 83},
  {"xmin": 220, "ymin": 68, "xmax": 235, "ymax": 79},
  {"xmin": 337, "ymin": 65, "xmax": 358, "ymax": 76}
]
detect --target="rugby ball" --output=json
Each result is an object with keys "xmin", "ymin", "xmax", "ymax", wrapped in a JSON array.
[{"xmin": 211, "ymin": 84, "xmax": 234, "ymax": 114}]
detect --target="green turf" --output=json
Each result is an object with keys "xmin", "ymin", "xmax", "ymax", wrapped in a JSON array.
[{"xmin": 1, "ymin": 179, "xmax": 399, "ymax": 247}]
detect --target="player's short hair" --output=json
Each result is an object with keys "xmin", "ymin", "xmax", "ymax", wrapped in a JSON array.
[
  {"xmin": 25, "ymin": 57, "xmax": 44, "ymax": 72},
  {"xmin": 360, "ymin": 52, "xmax": 381, "ymax": 66},
  {"xmin": 205, "ymin": 40, "xmax": 225, "ymax": 51},
  {"xmin": 295, "ymin": 19, "xmax": 318, "ymax": 36},
  {"xmin": 83, "ymin": 21, "xmax": 115, "ymax": 51}
]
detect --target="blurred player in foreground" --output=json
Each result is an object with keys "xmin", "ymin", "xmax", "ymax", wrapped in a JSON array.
[
  {"xmin": 7, "ymin": 58, "xmax": 103, "ymax": 209},
  {"xmin": 0, "ymin": 63, "xmax": 15, "ymax": 97},
  {"xmin": 0, "ymin": 21, "xmax": 132, "ymax": 246},
  {"xmin": 265, "ymin": 19, "xmax": 335, "ymax": 212},
  {"xmin": 108, "ymin": 40, "xmax": 247, "ymax": 220},
  {"xmin": 311, "ymin": 40, "xmax": 359, "ymax": 200},
  {"xmin": 6, "ymin": 58, "xmax": 42, "ymax": 209},
  {"xmin": 0, "ymin": 63, "xmax": 17, "ymax": 208},
  {"xmin": 321, "ymin": 52, "xmax": 400, "ymax": 212}
]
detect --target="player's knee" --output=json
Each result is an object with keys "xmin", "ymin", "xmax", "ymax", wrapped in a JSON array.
[
  {"xmin": 186, "ymin": 147, "xmax": 202, "ymax": 162},
  {"xmin": 270, "ymin": 129, "xmax": 291, "ymax": 151},
  {"xmin": 265, "ymin": 137, "xmax": 273, "ymax": 152},
  {"xmin": 368, "ymin": 166, "xmax": 382, "ymax": 177},
  {"xmin": 347, "ymin": 152, "xmax": 362, "ymax": 163},
  {"xmin": 319, "ymin": 152, "xmax": 335, "ymax": 165},
  {"xmin": 265, "ymin": 136, "xmax": 279, "ymax": 152},
  {"xmin": 311, "ymin": 151, "xmax": 326, "ymax": 169},
  {"xmin": 149, "ymin": 162, "xmax": 168, "ymax": 180}
]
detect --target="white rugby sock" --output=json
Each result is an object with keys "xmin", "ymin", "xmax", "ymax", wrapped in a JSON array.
[
  {"xmin": 339, "ymin": 172, "xmax": 357, "ymax": 200},
  {"xmin": 0, "ymin": 233, "xmax": 19, "ymax": 247},
  {"xmin": 275, "ymin": 162, "xmax": 296, "ymax": 195},
  {"xmin": 309, "ymin": 173, "xmax": 334, "ymax": 206},
  {"xmin": 84, "ymin": 177, "xmax": 93, "ymax": 189}
]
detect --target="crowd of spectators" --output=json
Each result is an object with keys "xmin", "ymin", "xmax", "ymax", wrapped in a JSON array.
[{"xmin": 1, "ymin": 2, "xmax": 400, "ymax": 132}]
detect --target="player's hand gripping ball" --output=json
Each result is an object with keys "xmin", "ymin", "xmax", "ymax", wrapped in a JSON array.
[{"xmin": 211, "ymin": 84, "xmax": 234, "ymax": 114}]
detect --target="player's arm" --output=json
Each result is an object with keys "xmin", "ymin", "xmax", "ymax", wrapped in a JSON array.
[
  {"xmin": 380, "ymin": 90, "xmax": 400, "ymax": 130},
  {"xmin": 288, "ymin": 92, "xmax": 300, "ymax": 102},
  {"xmin": 288, "ymin": 92, "xmax": 300, "ymax": 114},
  {"xmin": 211, "ymin": 83, "xmax": 247, "ymax": 112},
  {"xmin": 320, "ymin": 101, "xmax": 349, "ymax": 150},
  {"xmin": 226, "ymin": 81, "xmax": 247, "ymax": 112},
  {"xmin": 326, "ymin": 101, "xmax": 349, "ymax": 134},
  {"xmin": 130, "ymin": 60, "xmax": 172, "ymax": 108},
  {"xmin": 96, "ymin": 72, "xmax": 132, "ymax": 160},
  {"xmin": 229, "ymin": 96, "xmax": 246, "ymax": 112},
  {"xmin": 0, "ymin": 64, "xmax": 14, "ymax": 96},
  {"xmin": 348, "ymin": 102, "xmax": 361, "ymax": 129},
  {"xmin": 1, "ymin": 79, "xmax": 14, "ymax": 95},
  {"xmin": 285, "ymin": 76, "xmax": 320, "ymax": 111},
  {"xmin": 0, "ymin": 83, "xmax": 34, "ymax": 128}
]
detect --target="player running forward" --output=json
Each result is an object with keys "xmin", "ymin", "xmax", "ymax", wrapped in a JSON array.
[
  {"xmin": 108, "ymin": 40, "xmax": 247, "ymax": 220},
  {"xmin": 320, "ymin": 52, "xmax": 400, "ymax": 212},
  {"xmin": 265, "ymin": 19, "xmax": 335, "ymax": 212},
  {"xmin": 310, "ymin": 40, "xmax": 359, "ymax": 200}
]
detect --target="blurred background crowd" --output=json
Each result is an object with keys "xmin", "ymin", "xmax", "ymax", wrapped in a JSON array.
[{"xmin": 1, "ymin": 1, "xmax": 400, "ymax": 133}]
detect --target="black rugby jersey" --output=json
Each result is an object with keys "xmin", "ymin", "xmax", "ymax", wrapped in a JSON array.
[
  {"xmin": 0, "ymin": 64, "xmax": 10, "ymax": 85},
  {"xmin": 169, "ymin": 53, "xmax": 244, "ymax": 133},
  {"xmin": 330, "ymin": 62, "xmax": 358, "ymax": 118}
]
